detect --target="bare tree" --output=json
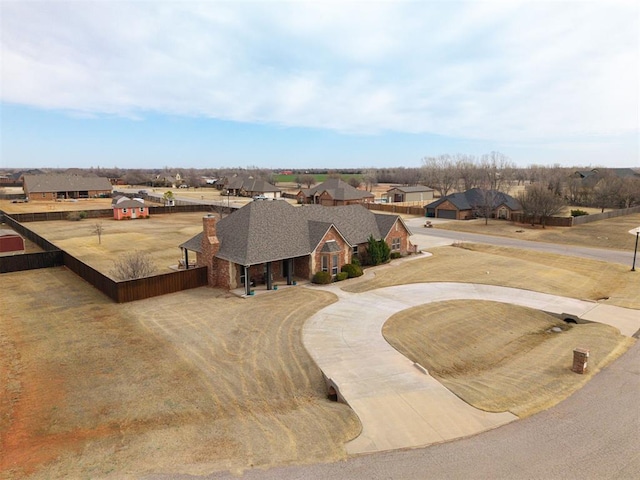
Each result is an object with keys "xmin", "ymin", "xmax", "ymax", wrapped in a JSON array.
[
  {"xmin": 297, "ymin": 174, "xmax": 315, "ymax": 188},
  {"xmin": 479, "ymin": 151, "xmax": 515, "ymax": 192},
  {"xmin": 518, "ymin": 184, "xmax": 565, "ymax": 228},
  {"xmin": 363, "ymin": 169, "xmax": 378, "ymax": 192},
  {"xmin": 347, "ymin": 177, "xmax": 361, "ymax": 188},
  {"xmin": 618, "ymin": 177, "xmax": 640, "ymax": 208},
  {"xmin": 92, "ymin": 222, "xmax": 104, "ymax": 245},
  {"xmin": 591, "ymin": 172, "xmax": 622, "ymax": 212},
  {"xmin": 421, "ymin": 154, "xmax": 457, "ymax": 197},
  {"xmin": 110, "ymin": 251, "xmax": 156, "ymax": 280},
  {"xmin": 454, "ymin": 154, "xmax": 481, "ymax": 191}
]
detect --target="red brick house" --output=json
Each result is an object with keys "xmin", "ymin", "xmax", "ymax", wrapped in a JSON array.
[
  {"xmin": 23, "ymin": 174, "xmax": 112, "ymax": 201},
  {"xmin": 180, "ymin": 200, "xmax": 415, "ymax": 294},
  {"xmin": 112, "ymin": 197, "xmax": 149, "ymax": 220},
  {"xmin": 296, "ymin": 178, "xmax": 374, "ymax": 206}
]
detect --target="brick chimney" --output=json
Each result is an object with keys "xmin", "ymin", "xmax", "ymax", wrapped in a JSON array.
[{"xmin": 203, "ymin": 214, "xmax": 217, "ymax": 240}]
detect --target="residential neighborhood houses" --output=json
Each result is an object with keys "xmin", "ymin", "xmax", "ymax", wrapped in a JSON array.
[
  {"xmin": 425, "ymin": 188, "xmax": 522, "ymax": 220},
  {"xmin": 296, "ymin": 178, "xmax": 375, "ymax": 205},
  {"xmin": 22, "ymin": 173, "xmax": 113, "ymax": 201}
]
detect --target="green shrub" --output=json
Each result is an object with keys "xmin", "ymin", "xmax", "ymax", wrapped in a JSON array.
[
  {"xmin": 390, "ymin": 252, "xmax": 401, "ymax": 259},
  {"xmin": 366, "ymin": 235, "xmax": 391, "ymax": 265},
  {"xmin": 571, "ymin": 209, "xmax": 589, "ymax": 217},
  {"xmin": 67, "ymin": 212, "xmax": 82, "ymax": 221},
  {"xmin": 335, "ymin": 272, "xmax": 349, "ymax": 281},
  {"xmin": 341, "ymin": 263, "xmax": 363, "ymax": 278},
  {"xmin": 351, "ymin": 256, "xmax": 360, "ymax": 266},
  {"xmin": 312, "ymin": 271, "xmax": 332, "ymax": 284},
  {"xmin": 78, "ymin": 211, "xmax": 88, "ymax": 219}
]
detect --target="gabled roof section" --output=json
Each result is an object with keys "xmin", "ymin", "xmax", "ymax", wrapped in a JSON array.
[
  {"xmin": 425, "ymin": 188, "xmax": 521, "ymax": 211},
  {"xmin": 304, "ymin": 178, "xmax": 374, "ymax": 201},
  {"xmin": 23, "ymin": 174, "xmax": 112, "ymax": 193},
  {"xmin": 179, "ymin": 232, "xmax": 203, "ymax": 253},
  {"xmin": 182, "ymin": 201, "xmax": 402, "ymax": 266},
  {"xmin": 113, "ymin": 199, "xmax": 146, "ymax": 209}
]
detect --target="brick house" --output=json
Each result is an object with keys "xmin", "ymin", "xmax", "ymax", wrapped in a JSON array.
[
  {"xmin": 384, "ymin": 185, "xmax": 435, "ymax": 203},
  {"xmin": 296, "ymin": 178, "xmax": 374, "ymax": 206},
  {"xmin": 112, "ymin": 197, "xmax": 149, "ymax": 220},
  {"xmin": 425, "ymin": 188, "xmax": 522, "ymax": 220},
  {"xmin": 23, "ymin": 174, "xmax": 112, "ymax": 201},
  {"xmin": 180, "ymin": 200, "xmax": 415, "ymax": 294}
]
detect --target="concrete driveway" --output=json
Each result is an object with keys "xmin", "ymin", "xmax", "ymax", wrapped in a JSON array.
[{"xmin": 302, "ymin": 282, "xmax": 640, "ymax": 455}]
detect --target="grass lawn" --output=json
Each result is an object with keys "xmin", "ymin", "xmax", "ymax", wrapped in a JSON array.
[
  {"xmin": 432, "ymin": 213, "xmax": 640, "ymax": 251},
  {"xmin": 383, "ymin": 300, "xmax": 634, "ymax": 418}
]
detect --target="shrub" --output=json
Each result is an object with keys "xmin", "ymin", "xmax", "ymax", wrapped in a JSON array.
[
  {"xmin": 367, "ymin": 235, "xmax": 391, "ymax": 265},
  {"xmin": 390, "ymin": 252, "xmax": 401, "ymax": 259},
  {"xmin": 312, "ymin": 271, "xmax": 332, "ymax": 284},
  {"xmin": 341, "ymin": 263, "xmax": 363, "ymax": 278},
  {"xmin": 78, "ymin": 211, "xmax": 88, "ymax": 219},
  {"xmin": 67, "ymin": 212, "xmax": 82, "ymax": 221},
  {"xmin": 351, "ymin": 256, "xmax": 361, "ymax": 266},
  {"xmin": 335, "ymin": 272, "xmax": 349, "ymax": 281},
  {"xmin": 571, "ymin": 209, "xmax": 589, "ymax": 217}
]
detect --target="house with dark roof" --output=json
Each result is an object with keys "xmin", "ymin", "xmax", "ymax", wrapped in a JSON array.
[
  {"xmin": 23, "ymin": 174, "xmax": 112, "ymax": 201},
  {"xmin": 180, "ymin": 200, "xmax": 415, "ymax": 294},
  {"xmin": 425, "ymin": 188, "xmax": 521, "ymax": 220},
  {"xmin": 218, "ymin": 174, "xmax": 282, "ymax": 198},
  {"xmin": 296, "ymin": 178, "xmax": 374, "ymax": 206},
  {"xmin": 384, "ymin": 185, "xmax": 435, "ymax": 203}
]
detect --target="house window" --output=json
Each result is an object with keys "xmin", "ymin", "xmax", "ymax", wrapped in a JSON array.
[
  {"xmin": 42, "ymin": 193, "xmax": 46, "ymax": 198},
  {"xmin": 391, "ymin": 238, "xmax": 401, "ymax": 251},
  {"xmin": 140, "ymin": 207, "xmax": 144, "ymax": 212},
  {"xmin": 352, "ymin": 245, "xmax": 358, "ymax": 255},
  {"xmin": 123, "ymin": 208, "xmax": 127, "ymax": 213},
  {"xmin": 321, "ymin": 255, "xmax": 329, "ymax": 272},
  {"xmin": 332, "ymin": 254, "xmax": 339, "ymax": 275}
]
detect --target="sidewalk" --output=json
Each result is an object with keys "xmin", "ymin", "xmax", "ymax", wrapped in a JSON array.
[{"xmin": 302, "ymin": 282, "xmax": 640, "ymax": 454}]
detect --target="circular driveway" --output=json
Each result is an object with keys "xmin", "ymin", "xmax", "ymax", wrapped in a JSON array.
[{"xmin": 301, "ymin": 282, "xmax": 640, "ymax": 454}]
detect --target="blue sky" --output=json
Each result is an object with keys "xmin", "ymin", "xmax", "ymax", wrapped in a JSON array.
[{"xmin": 1, "ymin": 1, "xmax": 638, "ymax": 170}]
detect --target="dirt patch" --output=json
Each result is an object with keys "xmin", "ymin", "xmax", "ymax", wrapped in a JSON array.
[
  {"xmin": 0, "ymin": 269, "xmax": 359, "ymax": 479},
  {"xmin": 383, "ymin": 300, "xmax": 635, "ymax": 417},
  {"xmin": 343, "ymin": 244, "xmax": 640, "ymax": 309}
]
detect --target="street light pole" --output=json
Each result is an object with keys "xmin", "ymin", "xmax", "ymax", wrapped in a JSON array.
[{"xmin": 632, "ymin": 231, "xmax": 639, "ymax": 272}]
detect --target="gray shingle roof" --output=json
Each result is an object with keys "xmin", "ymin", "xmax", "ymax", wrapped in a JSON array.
[
  {"xmin": 23, "ymin": 174, "xmax": 113, "ymax": 193},
  {"xmin": 302, "ymin": 178, "xmax": 374, "ymax": 201},
  {"xmin": 113, "ymin": 199, "xmax": 146, "ymax": 209},
  {"xmin": 181, "ymin": 201, "xmax": 404, "ymax": 266},
  {"xmin": 425, "ymin": 188, "xmax": 521, "ymax": 211}
]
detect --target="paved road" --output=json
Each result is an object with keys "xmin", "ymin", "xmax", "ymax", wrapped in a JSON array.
[{"xmin": 405, "ymin": 219, "xmax": 634, "ymax": 267}]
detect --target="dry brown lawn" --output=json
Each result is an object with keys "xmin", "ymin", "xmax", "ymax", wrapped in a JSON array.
[
  {"xmin": 23, "ymin": 213, "xmax": 208, "ymax": 277},
  {"xmin": 343, "ymin": 244, "xmax": 640, "ymax": 309},
  {"xmin": 383, "ymin": 301, "xmax": 634, "ymax": 418},
  {"xmin": 0, "ymin": 269, "xmax": 360, "ymax": 479},
  {"xmin": 433, "ymin": 213, "xmax": 640, "ymax": 251}
]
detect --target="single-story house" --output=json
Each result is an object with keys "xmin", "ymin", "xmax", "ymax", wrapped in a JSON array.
[
  {"xmin": 219, "ymin": 175, "xmax": 282, "ymax": 198},
  {"xmin": 296, "ymin": 178, "xmax": 374, "ymax": 206},
  {"xmin": 384, "ymin": 185, "xmax": 435, "ymax": 203},
  {"xmin": 425, "ymin": 188, "xmax": 521, "ymax": 220},
  {"xmin": 180, "ymin": 200, "xmax": 415, "ymax": 294},
  {"xmin": 113, "ymin": 197, "xmax": 149, "ymax": 220},
  {"xmin": 0, "ymin": 229, "xmax": 25, "ymax": 256},
  {"xmin": 23, "ymin": 174, "xmax": 113, "ymax": 201}
]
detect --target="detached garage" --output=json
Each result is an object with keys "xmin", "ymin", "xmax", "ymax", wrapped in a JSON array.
[{"xmin": 0, "ymin": 229, "xmax": 25, "ymax": 256}]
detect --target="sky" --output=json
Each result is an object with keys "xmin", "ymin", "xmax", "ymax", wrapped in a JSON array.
[{"xmin": 1, "ymin": 0, "xmax": 638, "ymax": 170}]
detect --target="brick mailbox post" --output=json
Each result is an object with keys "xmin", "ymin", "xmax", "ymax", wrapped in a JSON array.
[{"xmin": 572, "ymin": 348, "xmax": 589, "ymax": 374}]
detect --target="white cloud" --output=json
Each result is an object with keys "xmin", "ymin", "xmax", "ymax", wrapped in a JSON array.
[{"xmin": 1, "ymin": 0, "xmax": 638, "ymax": 143}]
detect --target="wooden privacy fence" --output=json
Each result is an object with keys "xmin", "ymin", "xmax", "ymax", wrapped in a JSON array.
[
  {"xmin": 571, "ymin": 206, "xmax": 640, "ymax": 226},
  {"xmin": 365, "ymin": 203, "xmax": 427, "ymax": 216},
  {"xmin": 1, "ymin": 211, "xmax": 209, "ymax": 302},
  {"xmin": 0, "ymin": 251, "xmax": 64, "ymax": 273}
]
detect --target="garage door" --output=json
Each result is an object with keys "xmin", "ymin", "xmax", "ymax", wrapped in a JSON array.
[{"xmin": 437, "ymin": 209, "xmax": 457, "ymax": 219}]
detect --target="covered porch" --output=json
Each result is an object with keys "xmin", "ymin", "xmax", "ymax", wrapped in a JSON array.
[{"xmin": 235, "ymin": 255, "xmax": 309, "ymax": 296}]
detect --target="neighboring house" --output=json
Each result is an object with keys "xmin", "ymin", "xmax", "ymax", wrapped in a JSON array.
[
  {"xmin": 296, "ymin": 178, "xmax": 375, "ymax": 206},
  {"xmin": 0, "ymin": 229, "xmax": 25, "ymax": 256},
  {"xmin": 180, "ymin": 200, "xmax": 415, "ymax": 294},
  {"xmin": 218, "ymin": 175, "xmax": 281, "ymax": 198},
  {"xmin": 23, "ymin": 174, "xmax": 112, "ymax": 201},
  {"xmin": 112, "ymin": 197, "xmax": 149, "ymax": 220},
  {"xmin": 425, "ymin": 188, "xmax": 521, "ymax": 220},
  {"xmin": 150, "ymin": 172, "xmax": 184, "ymax": 188},
  {"xmin": 384, "ymin": 185, "xmax": 435, "ymax": 203}
]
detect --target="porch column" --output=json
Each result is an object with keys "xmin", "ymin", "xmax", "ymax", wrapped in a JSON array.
[
  {"xmin": 266, "ymin": 262, "xmax": 273, "ymax": 290},
  {"xmin": 287, "ymin": 258, "xmax": 293, "ymax": 285},
  {"xmin": 244, "ymin": 265, "xmax": 251, "ymax": 295},
  {"xmin": 184, "ymin": 249, "xmax": 189, "ymax": 269}
]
